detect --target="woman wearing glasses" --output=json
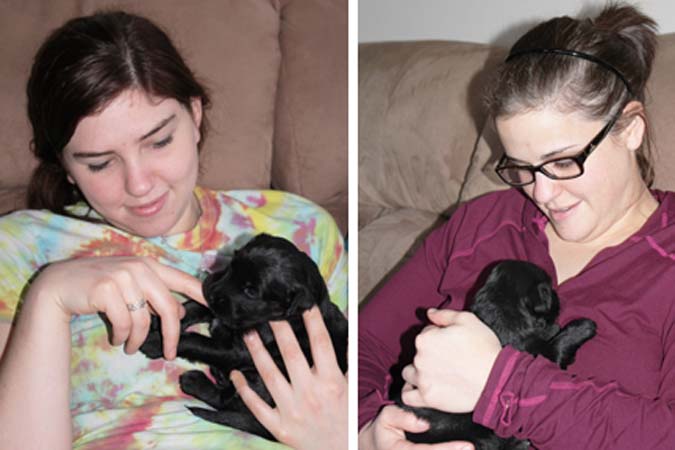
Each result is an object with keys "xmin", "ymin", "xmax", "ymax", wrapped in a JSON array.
[{"xmin": 359, "ymin": 4, "xmax": 671, "ymax": 450}]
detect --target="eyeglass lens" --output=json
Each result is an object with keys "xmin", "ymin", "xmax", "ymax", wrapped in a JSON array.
[{"xmin": 499, "ymin": 158, "xmax": 583, "ymax": 185}]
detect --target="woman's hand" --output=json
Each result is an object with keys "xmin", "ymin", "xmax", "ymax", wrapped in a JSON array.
[
  {"xmin": 358, "ymin": 405, "xmax": 475, "ymax": 450},
  {"xmin": 30, "ymin": 256, "xmax": 206, "ymax": 359},
  {"xmin": 229, "ymin": 306, "xmax": 347, "ymax": 450},
  {"xmin": 401, "ymin": 308, "xmax": 501, "ymax": 413}
]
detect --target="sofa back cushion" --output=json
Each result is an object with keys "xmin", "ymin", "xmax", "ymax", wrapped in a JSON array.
[
  {"xmin": 358, "ymin": 41, "xmax": 504, "ymax": 224},
  {"xmin": 272, "ymin": 0, "xmax": 348, "ymax": 232}
]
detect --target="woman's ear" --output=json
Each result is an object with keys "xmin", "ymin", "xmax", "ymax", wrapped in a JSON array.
[
  {"xmin": 189, "ymin": 97, "xmax": 203, "ymax": 144},
  {"xmin": 620, "ymin": 101, "xmax": 646, "ymax": 152}
]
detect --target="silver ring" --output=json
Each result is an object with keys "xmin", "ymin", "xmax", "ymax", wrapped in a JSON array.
[{"xmin": 126, "ymin": 298, "xmax": 147, "ymax": 312}]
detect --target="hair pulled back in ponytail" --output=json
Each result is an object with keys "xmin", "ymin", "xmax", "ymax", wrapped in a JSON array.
[{"xmin": 485, "ymin": 2, "xmax": 658, "ymax": 185}]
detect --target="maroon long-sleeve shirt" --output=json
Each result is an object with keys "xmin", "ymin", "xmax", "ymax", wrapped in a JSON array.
[{"xmin": 359, "ymin": 188, "xmax": 675, "ymax": 449}]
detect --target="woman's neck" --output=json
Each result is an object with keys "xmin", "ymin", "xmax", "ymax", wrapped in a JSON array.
[{"xmin": 546, "ymin": 186, "xmax": 658, "ymax": 283}]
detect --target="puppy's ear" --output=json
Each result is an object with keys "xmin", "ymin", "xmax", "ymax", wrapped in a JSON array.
[{"xmin": 286, "ymin": 284, "xmax": 315, "ymax": 316}]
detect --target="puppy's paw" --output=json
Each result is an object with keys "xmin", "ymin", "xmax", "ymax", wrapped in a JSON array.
[
  {"xmin": 139, "ymin": 328, "xmax": 163, "ymax": 359},
  {"xmin": 563, "ymin": 318, "xmax": 597, "ymax": 343},
  {"xmin": 180, "ymin": 370, "xmax": 214, "ymax": 397},
  {"xmin": 554, "ymin": 318, "xmax": 597, "ymax": 369}
]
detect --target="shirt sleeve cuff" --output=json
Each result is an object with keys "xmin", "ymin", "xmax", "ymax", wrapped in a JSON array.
[{"xmin": 473, "ymin": 345, "xmax": 528, "ymax": 429}]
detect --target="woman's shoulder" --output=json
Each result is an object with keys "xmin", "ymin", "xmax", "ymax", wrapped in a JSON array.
[
  {"xmin": 0, "ymin": 208, "xmax": 65, "ymax": 234},
  {"xmin": 206, "ymin": 187, "xmax": 322, "ymax": 209},
  {"xmin": 461, "ymin": 187, "xmax": 526, "ymax": 208},
  {"xmin": 203, "ymin": 187, "xmax": 336, "ymax": 226},
  {"xmin": 453, "ymin": 188, "xmax": 530, "ymax": 228}
]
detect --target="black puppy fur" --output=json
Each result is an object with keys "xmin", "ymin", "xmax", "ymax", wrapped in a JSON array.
[
  {"xmin": 400, "ymin": 260, "xmax": 596, "ymax": 450},
  {"xmin": 140, "ymin": 233, "xmax": 348, "ymax": 440}
]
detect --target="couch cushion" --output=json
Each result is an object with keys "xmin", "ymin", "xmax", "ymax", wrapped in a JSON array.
[
  {"xmin": 648, "ymin": 32, "xmax": 675, "ymax": 191},
  {"xmin": 272, "ymin": 0, "xmax": 348, "ymax": 233},
  {"xmin": 358, "ymin": 208, "xmax": 441, "ymax": 303},
  {"xmin": 0, "ymin": 0, "xmax": 79, "ymax": 213},
  {"xmin": 0, "ymin": 0, "xmax": 281, "ymax": 214},
  {"xmin": 459, "ymin": 32, "xmax": 675, "ymax": 203},
  {"xmin": 359, "ymin": 41, "xmax": 504, "ymax": 216}
]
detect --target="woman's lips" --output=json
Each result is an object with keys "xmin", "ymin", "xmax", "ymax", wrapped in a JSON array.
[
  {"xmin": 549, "ymin": 202, "xmax": 578, "ymax": 222},
  {"xmin": 129, "ymin": 192, "xmax": 167, "ymax": 217}
]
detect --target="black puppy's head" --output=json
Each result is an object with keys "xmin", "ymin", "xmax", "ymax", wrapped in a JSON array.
[
  {"xmin": 470, "ymin": 260, "xmax": 560, "ymax": 347},
  {"xmin": 202, "ymin": 234, "xmax": 328, "ymax": 330}
]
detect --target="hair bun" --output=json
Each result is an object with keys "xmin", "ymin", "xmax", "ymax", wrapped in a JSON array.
[{"xmin": 593, "ymin": 3, "xmax": 658, "ymax": 90}]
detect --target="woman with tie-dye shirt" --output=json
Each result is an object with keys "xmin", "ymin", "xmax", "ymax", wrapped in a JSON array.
[{"xmin": 0, "ymin": 11, "xmax": 347, "ymax": 450}]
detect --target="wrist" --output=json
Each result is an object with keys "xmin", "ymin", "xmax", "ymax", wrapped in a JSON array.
[
  {"xmin": 357, "ymin": 420, "xmax": 375, "ymax": 450},
  {"xmin": 25, "ymin": 269, "xmax": 73, "ymax": 325}
]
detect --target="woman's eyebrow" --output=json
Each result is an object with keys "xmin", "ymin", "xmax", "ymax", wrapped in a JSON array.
[
  {"xmin": 71, "ymin": 114, "xmax": 177, "ymax": 158},
  {"xmin": 506, "ymin": 144, "xmax": 578, "ymax": 165},
  {"xmin": 138, "ymin": 114, "xmax": 176, "ymax": 141}
]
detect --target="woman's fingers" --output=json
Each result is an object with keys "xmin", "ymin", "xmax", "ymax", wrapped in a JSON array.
[
  {"xmin": 400, "ymin": 365, "xmax": 426, "ymax": 407},
  {"xmin": 269, "ymin": 320, "xmax": 311, "ymax": 382},
  {"xmin": 242, "ymin": 330, "xmax": 292, "ymax": 404},
  {"xmin": 95, "ymin": 280, "xmax": 133, "ymax": 346},
  {"xmin": 401, "ymin": 364, "xmax": 418, "ymax": 387},
  {"xmin": 123, "ymin": 311, "xmax": 152, "ymax": 354},
  {"xmin": 303, "ymin": 306, "xmax": 341, "ymax": 375},
  {"xmin": 100, "ymin": 258, "xmax": 197, "ymax": 359},
  {"xmin": 426, "ymin": 308, "xmax": 463, "ymax": 327},
  {"xmin": 129, "ymin": 259, "xmax": 206, "ymax": 359},
  {"xmin": 230, "ymin": 369, "xmax": 278, "ymax": 432},
  {"xmin": 144, "ymin": 258, "xmax": 207, "ymax": 305}
]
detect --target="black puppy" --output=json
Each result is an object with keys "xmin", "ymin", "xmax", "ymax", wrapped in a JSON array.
[
  {"xmin": 400, "ymin": 260, "xmax": 596, "ymax": 450},
  {"xmin": 140, "ymin": 233, "xmax": 348, "ymax": 440}
]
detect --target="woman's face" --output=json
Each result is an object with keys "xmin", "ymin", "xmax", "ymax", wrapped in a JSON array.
[
  {"xmin": 63, "ymin": 89, "xmax": 202, "ymax": 237},
  {"xmin": 496, "ymin": 106, "xmax": 647, "ymax": 245}
]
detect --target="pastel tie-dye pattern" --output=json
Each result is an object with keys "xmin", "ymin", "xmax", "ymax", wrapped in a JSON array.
[{"xmin": 0, "ymin": 187, "xmax": 347, "ymax": 449}]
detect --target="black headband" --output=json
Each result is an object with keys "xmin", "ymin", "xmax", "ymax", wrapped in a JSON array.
[{"xmin": 505, "ymin": 48, "xmax": 634, "ymax": 97}]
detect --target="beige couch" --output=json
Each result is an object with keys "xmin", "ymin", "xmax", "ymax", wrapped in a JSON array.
[
  {"xmin": 359, "ymin": 33, "xmax": 675, "ymax": 303},
  {"xmin": 0, "ymin": 0, "xmax": 347, "ymax": 234}
]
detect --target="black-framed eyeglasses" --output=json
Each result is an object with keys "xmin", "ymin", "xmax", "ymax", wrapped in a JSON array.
[{"xmin": 494, "ymin": 113, "xmax": 619, "ymax": 187}]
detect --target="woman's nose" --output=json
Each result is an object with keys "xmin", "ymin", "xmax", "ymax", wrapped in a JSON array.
[
  {"xmin": 124, "ymin": 161, "xmax": 153, "ymax": 197},
  {"xmin": 531, "ymin": 172, "xmax": 560, "ymax": 204}
]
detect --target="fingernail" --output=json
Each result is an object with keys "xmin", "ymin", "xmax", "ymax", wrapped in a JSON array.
[
  {"xmin": 229, "ymin": 370, "xmax": 242, "ymax": 386},
  {"xmin": 428, "ymin": 307, "xmax": 437, "ymax": 314},
  {"xmin": 244, "ymin": 330, "xmax": 255, "ymax": 341},
  {"xmin": 416, "ymin": 417, "xmax": 430, "ymax": 429}
]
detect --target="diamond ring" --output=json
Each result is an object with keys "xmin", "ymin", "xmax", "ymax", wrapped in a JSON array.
[{"xmin": 126, "ymin": 298, "xmax": 147, "ymax": 312}]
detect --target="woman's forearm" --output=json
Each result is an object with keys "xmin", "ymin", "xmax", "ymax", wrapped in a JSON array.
[
  {"xmin": 475, "ymin": 347, "xmax": 675, "ymax": 449},
  {"xmin": 0, "ymin": 286, "xmax": 72, "ymax": 449}
]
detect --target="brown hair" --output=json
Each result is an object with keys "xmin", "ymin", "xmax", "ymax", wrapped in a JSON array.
[
  {"xmin": 26, "ymin": 10, "xmax": 211, "ymax": 213},
  {"xmin": 485, "ymin": 3, "xmax": 658, "ymax": 185}
]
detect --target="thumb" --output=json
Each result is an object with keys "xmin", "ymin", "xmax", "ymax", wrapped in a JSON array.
[
  {"xmin": 427, "ymin": 308, "xmax": 463, "ymax": 326},
  {"xmin": 381, "ymin": 404, "xmax": 430, "ymax": 433},
  {"xmin": 385, "ymin": 404, "xmax": 475, "ymax": 450},
  {"xmin": 434, "ymin": 442, "xmax": 475, "ymax": 450}
]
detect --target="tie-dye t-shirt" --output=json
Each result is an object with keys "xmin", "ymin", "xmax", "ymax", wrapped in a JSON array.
[{"xmin": 0, "ymin": 187, "xmax": 347, "ymax": 449}]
